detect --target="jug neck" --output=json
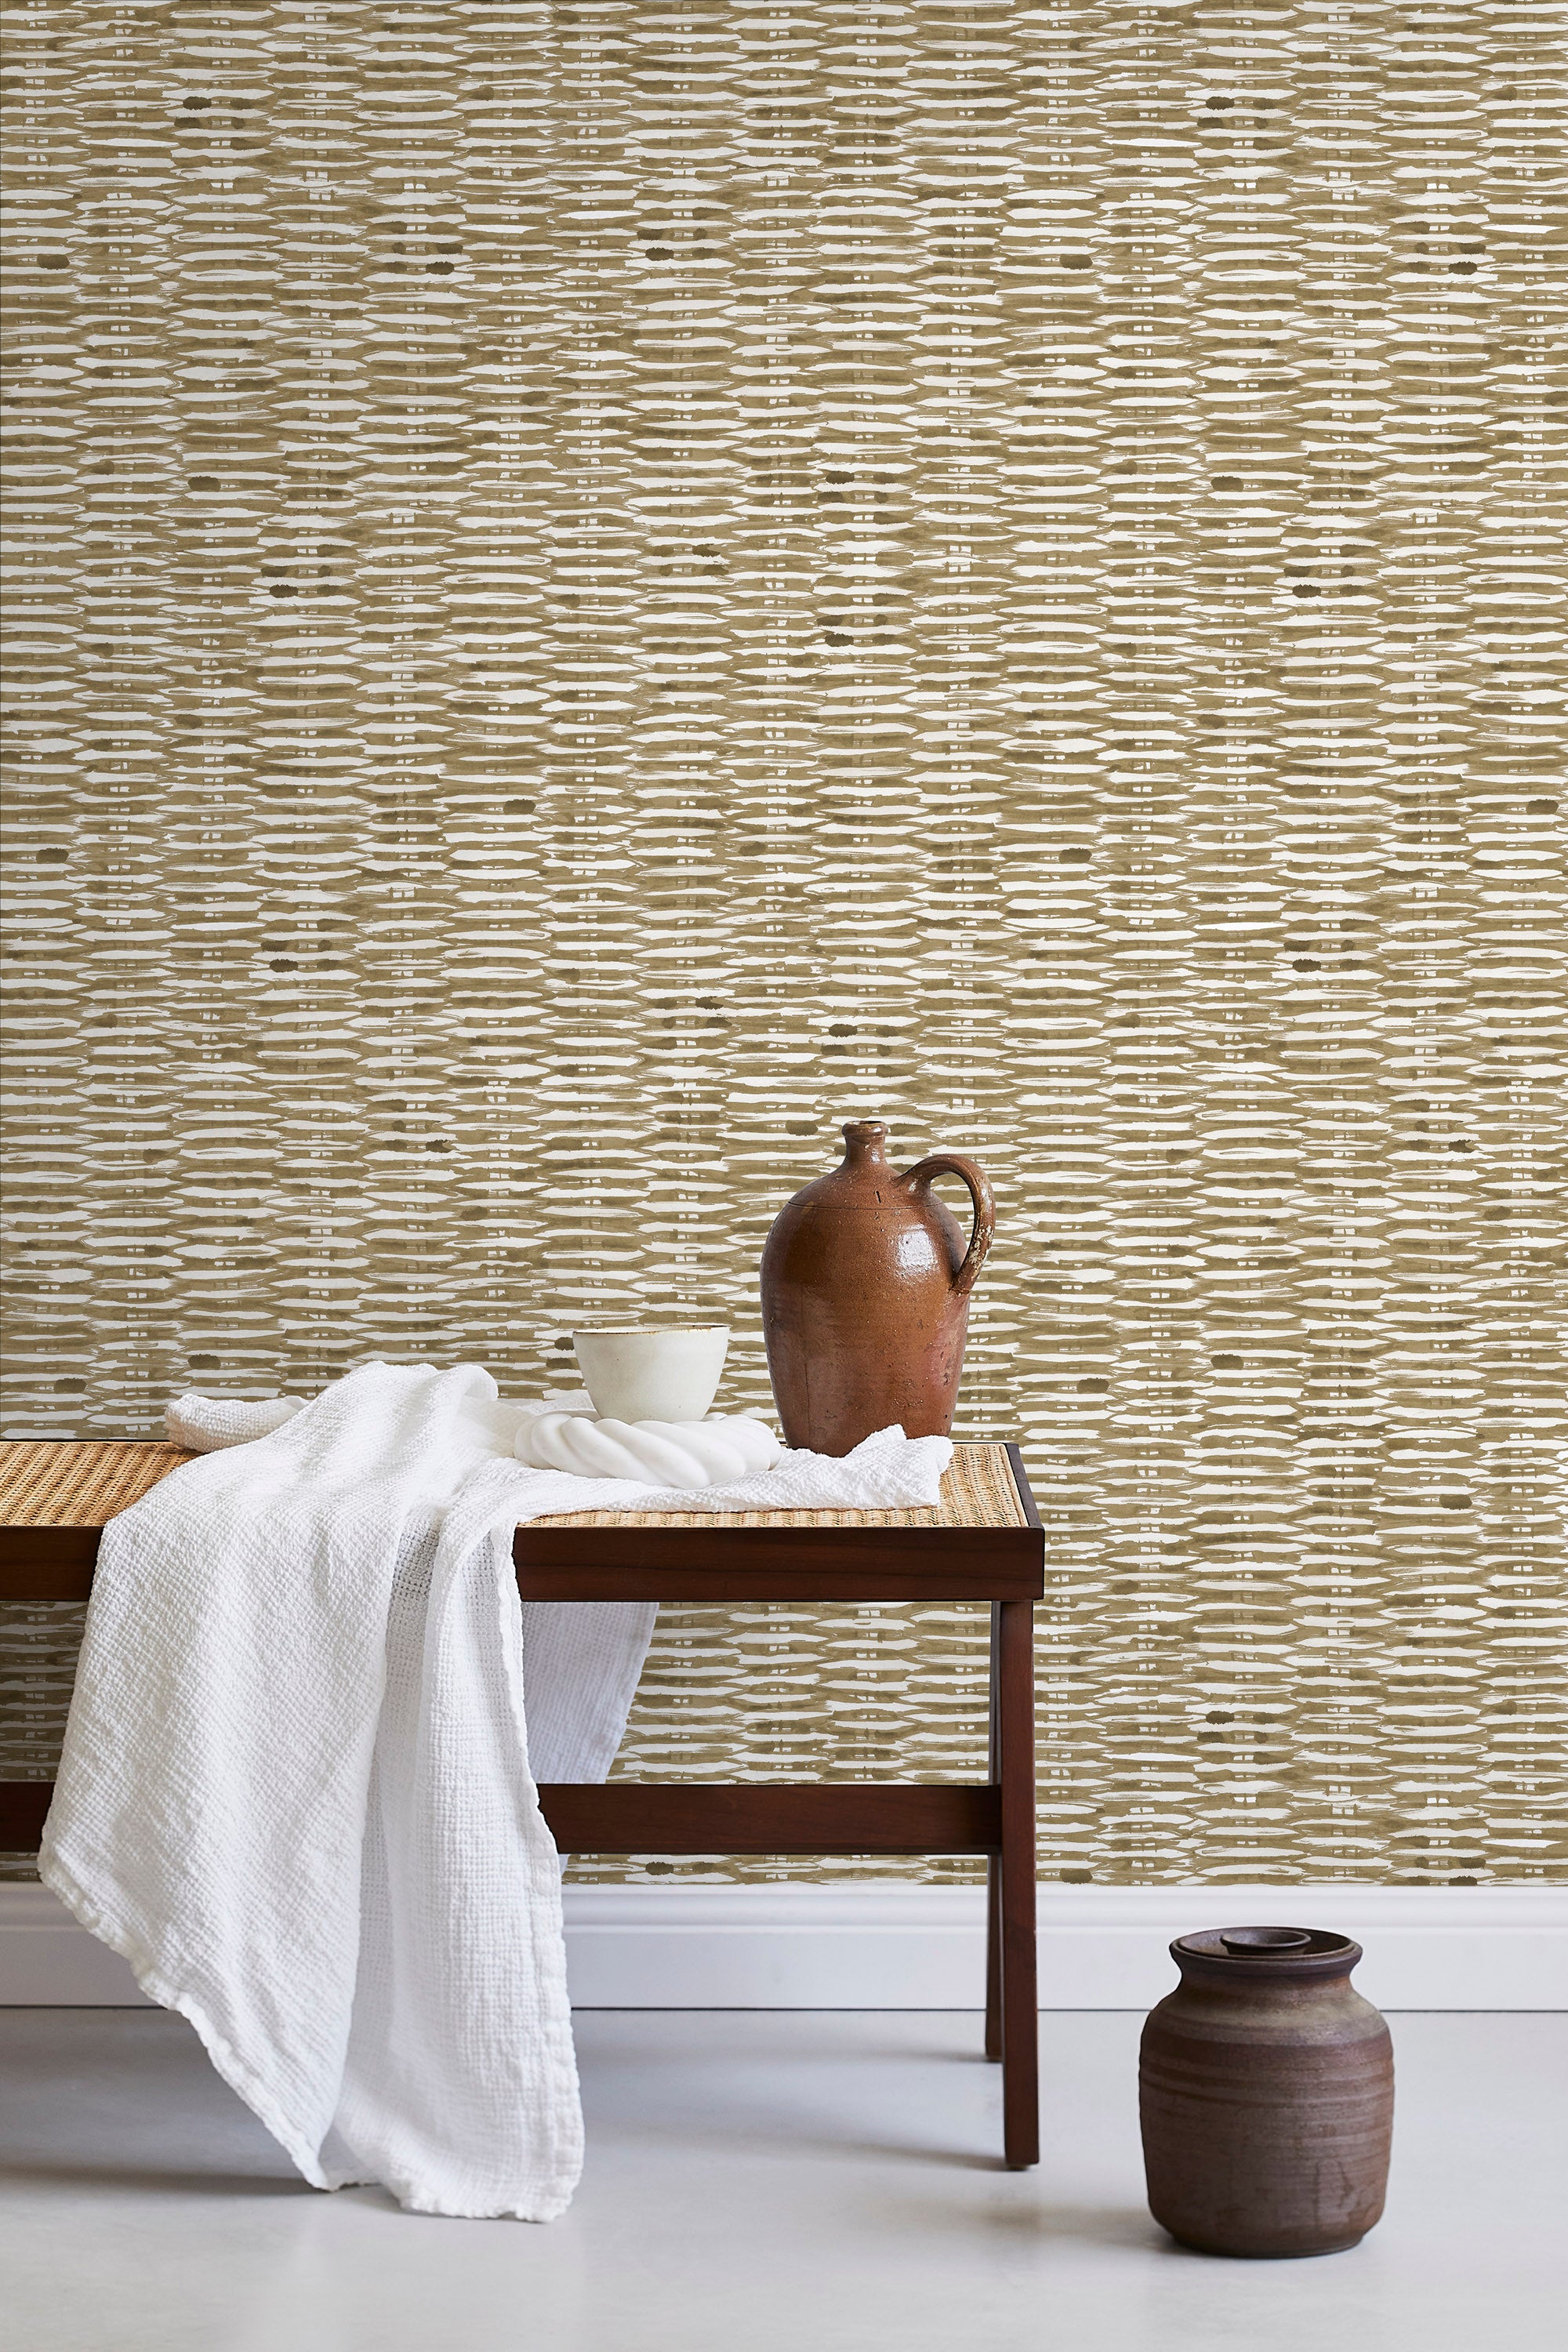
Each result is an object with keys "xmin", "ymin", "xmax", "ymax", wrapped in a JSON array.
[{"xmin": 840, "ymin": 1120, "xmax": 891, "ymax": 1167}]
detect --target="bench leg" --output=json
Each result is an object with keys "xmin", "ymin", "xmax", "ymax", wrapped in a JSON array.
[
  {"xmin": 996, "ymin": 1597, "xmax": 1038, "ymax": 2169},
  {"xmin": 985, "ymin": 1856, "xmax": 1002, "ymax": 2060},
  {"xmin": 985, "ymin": 1601, "xmax": 1002, "ymax": 2060}
]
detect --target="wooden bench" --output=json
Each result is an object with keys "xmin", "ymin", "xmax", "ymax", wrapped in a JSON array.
[{"xmin": 0, "ymin": 1436, "xmax": 1044, "ymax": 2169}]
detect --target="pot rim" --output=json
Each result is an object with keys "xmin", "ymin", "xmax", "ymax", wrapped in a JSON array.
[{"xmin": 1171, "ymin": 1925, "xmax": 1363, "ymax": 1980}]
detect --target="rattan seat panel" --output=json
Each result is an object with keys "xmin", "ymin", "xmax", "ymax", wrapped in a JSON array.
[
  {"xmin": 0, "ymin": 1438, "xmax": 1025, "ymax": 1533},
  {"xmin": 0, "ymin": 1442, "xmax": 195, "ymax": 1526}
]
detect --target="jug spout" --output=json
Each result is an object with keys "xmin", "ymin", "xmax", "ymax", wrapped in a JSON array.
[{"xmin": 841, "ymin": 1120, "xmax": 890, "ymax": 1163}]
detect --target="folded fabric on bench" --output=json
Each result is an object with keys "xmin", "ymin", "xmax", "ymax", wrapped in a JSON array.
[{"xmin": 41, "ymin": 1360, "xmax": 953, "ymax": 2219}]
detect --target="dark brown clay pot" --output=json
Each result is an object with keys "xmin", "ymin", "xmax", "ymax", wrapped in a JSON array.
[
  {"xmin": 1139, "ymin": 1926, "xmax": 1394, "ymax": 2259},
  {"xmin": 759, "ymin": 1121, "xmax": 995, "ymax": 1457}
]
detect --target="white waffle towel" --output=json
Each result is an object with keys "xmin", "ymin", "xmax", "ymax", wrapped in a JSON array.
[{"xmin": 42, "ymin": 1361, "xmax": 953, "ymax": 2218}]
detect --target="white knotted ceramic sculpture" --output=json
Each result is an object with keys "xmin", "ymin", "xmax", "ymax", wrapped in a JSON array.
[{"xmin": 516, "ymin": 1410, "xmax": 780, "ymax": 1489}]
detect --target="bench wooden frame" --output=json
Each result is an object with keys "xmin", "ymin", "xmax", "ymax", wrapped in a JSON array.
[{"xmin": 0, "ymin": 1442, "xmax": 1043, "ymax": 2170}]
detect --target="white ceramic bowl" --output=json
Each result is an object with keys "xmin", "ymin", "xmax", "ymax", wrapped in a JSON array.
[{"xmin": 571, "ymin": 1327, "xmax": 729, "ymax": 1425}]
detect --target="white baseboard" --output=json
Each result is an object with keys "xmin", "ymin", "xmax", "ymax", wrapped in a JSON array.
[
  {"xmin": 561, "ymin": 1884, "xmax": 1568, "ymax": 2011},
  {"xmin": 2, "ymin": 1881, "xmax": 1563, "ymax": 2010}
]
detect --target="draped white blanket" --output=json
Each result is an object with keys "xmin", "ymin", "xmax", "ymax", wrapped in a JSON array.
[{"xmin": 42, "ymin": 1360, "xmax": 953, "ymax": 2219}]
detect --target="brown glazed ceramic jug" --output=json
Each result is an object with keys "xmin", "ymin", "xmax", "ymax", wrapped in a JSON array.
[
  {"xmin": 1139, "ymin": 1926, "xmax": 1395, "ymax": 2259},
  {"xmin": 759, "ymin": 1120, "xmax": 995, "ymax": 1456}
]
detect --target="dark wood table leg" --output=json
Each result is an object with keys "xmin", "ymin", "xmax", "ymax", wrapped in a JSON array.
[
  {"xmin": 996, "ymin": 1595, "xmax": 1038, "ymax": 2169},
  {"xmin": 985, "ymin": 1856, "xmax": 1003, "ymax": 2062},
  {"xmin": 985, "ymin": 1602, "xmax": 1002, "ymax": 2061}
]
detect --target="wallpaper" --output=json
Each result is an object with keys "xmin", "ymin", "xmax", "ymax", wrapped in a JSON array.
[{"xmin": 2, "ymin": 2, "xmax": 1563, "ymax": 1886}]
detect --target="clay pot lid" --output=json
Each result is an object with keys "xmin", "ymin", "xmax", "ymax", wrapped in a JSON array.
[{"xmin": 1174, "ymin": 1924, "xmax": 1363, "ymax": 1974}]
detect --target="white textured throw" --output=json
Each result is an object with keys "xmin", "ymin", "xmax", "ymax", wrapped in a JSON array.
[
  {"xmin": 42, "ymin": 1363, "xmax": 953, "ymax": 2220},
  {"xmin": 165, "ymin": 1391, "xmax": 307, "ymax": 1450}
]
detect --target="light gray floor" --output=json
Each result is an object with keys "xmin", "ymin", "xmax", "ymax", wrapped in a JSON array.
[{"xmin": 1, "ymin": 2009, "xmax": 1563, "ymax": 2352}]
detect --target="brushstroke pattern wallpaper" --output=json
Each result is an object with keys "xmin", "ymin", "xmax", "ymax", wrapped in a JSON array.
[{"xmin": 2, "ymin": 2, "xmax": 1563, "ymax": 1884}]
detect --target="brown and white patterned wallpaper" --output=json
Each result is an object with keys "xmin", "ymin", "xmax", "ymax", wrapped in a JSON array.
[{"xmin": 2, "ymin": 2, "xmax": 1563, "ymax": 1885}]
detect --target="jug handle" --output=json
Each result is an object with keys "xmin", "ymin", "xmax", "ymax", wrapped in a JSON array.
[{"xmin": 900, "ymin": 1154, "xmax": 996, "ymax": 1298}]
